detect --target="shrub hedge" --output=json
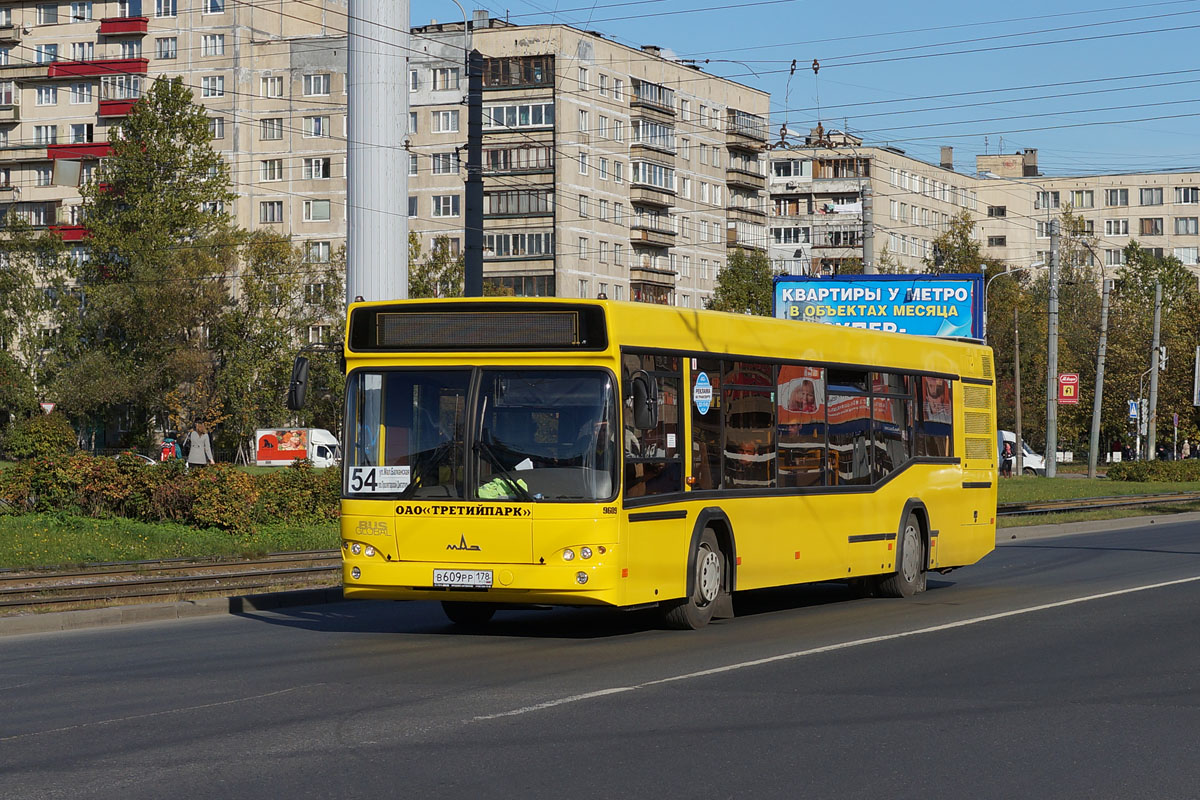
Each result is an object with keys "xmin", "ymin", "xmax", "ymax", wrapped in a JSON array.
[
  {"xmin": 1105, "ymin": 458, "xmax": 1200, "ymax": 482},
  {"xmin": 0, "ymin": 454, "xmax": 339, "ymax": 533},
  {"xmin": 0, "ymin": 412, "xmax": 77, "ymax": 460}
]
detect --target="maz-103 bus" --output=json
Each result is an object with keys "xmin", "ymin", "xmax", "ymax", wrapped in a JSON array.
[{"xmin": 289, "ymin": 298, "xmax": 997, "ymax": 629}]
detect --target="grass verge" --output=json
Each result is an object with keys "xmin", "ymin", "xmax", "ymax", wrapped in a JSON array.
[
  {"xmin": 999, "ymin": 501, "xmax": 1200, "ymax": 529},
  {"xmin": 998, "ymin": 477, "xmax": 1200, "ymax": 504},
  {"xmin": 0, "ymin": 514, "xmax": 338, "ymax": 570}
]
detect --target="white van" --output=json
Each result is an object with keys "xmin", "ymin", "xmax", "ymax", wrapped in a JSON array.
[{"xmin": 998, "ymin": 430, "xmax": 1046, "ymax": 476}]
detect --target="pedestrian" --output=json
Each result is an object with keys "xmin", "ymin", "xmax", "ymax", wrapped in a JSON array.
[
  {"xmin": 186, "ymin": 422, "xmax": 216, "ymax": 468},
  {"xmin": 1000, "ymin": 440, "xmax": 1014, "ymax": 478},
  {"xmin": 1183, "ymin": 439, "xmax": 1192, "ymax": 460}
]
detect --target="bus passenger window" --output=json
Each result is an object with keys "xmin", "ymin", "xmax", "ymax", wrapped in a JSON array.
[
  {"xmin": 777, "ymin": 365, "xmax": 826, "ymax": 487},
  {"xmin": 917, "ymin": 377, "xmax": 953, "ymax": 457},
  {"xmin": 690, "ymin": 358, "xmax": 722, "ymax": 490},
  {"xmin": 623, "ymin": 352, "xmax": 683, "ymax": 497},
  {"xmin": 827, "ymin": 392, "xmax": 871, "ymax": 485},
  {"xmin": 722, "ymin": 361, "xmax": 775, "ymax": 489}
]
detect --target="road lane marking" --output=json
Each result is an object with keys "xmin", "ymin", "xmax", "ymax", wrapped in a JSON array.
[
  {"xmin": 474, "ymin": 573, "xmax": 1200, "ymax": 721},
  {"xmin": 0, "ymin": 686, "xmax": 309, "ymax": 742}
]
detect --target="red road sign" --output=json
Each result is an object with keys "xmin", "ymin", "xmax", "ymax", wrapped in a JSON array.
[{"xmin": 1058, "ymin": 373, "xmax": 1080, "ymax": 405}]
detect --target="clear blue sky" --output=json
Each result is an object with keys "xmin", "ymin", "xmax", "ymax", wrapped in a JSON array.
[{"xmin": 410, "ymin": 0, "xmax": 1200, "ymax": 176}]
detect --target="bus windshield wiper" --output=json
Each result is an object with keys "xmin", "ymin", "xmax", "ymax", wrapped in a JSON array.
[
  {"xmin": 397, "ymin": 441, "xmax": 454, "ymax": 500},
  {"xmin": 473, "ymin": 440, "xmax": 535, "ymax": 502}
]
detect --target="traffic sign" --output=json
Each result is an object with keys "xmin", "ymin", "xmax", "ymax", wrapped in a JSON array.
[
  {"xmin": 1057, "ymin": 373, "xmax": 1080, "ymax": 405},
  {"xmin": 39, "ymin": 402, "xmax": 55, "ymax": 414},
  {"xmin": 1128, "ymin": 400, "xmax": 1138, "ymax": 420}
]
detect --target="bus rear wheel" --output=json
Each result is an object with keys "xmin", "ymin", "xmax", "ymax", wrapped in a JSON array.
[
  {"xmin": 442, "ymin": 601, "xmax": 496, "ymax": 627},
  {"xmin": 663, "ymin": 529, "xmax": 723, "ymax": 630},
  {"xmin": 876, "ymin": 512, "xmax": 926, "ymax": 598}
]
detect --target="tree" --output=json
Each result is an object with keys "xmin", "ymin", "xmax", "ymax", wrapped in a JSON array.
[
  {"xmin": 58, "ymin": 76, "xmax": 237, "ymax": 440},
  {"xmin": 708, "ymin": 248, "xmax": 775, "ymax": 315},
  {"xmin": 0, "ymin": 211, "xmax": 71, "ymax": 386},
  {"xmin": 924, "ymin": 210, "xmax": 984, "ymax": 274},
  {"xmin": 408, "ymin": 233, "xmax": 464, "ymax": 298}
]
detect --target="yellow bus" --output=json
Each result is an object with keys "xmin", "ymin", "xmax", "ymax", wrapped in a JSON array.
[{"xmin": 312, "ymin": 298, "xmax": 997, "ymax": 629}]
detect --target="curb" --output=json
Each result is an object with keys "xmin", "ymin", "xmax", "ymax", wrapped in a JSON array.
[
  {"xmin": 998, "ymin": 510, "xmax": 1200, "ymax": 541},
  {"xmin": 0, "ymin": 586, "xmax": 345, "ymax": 638}
]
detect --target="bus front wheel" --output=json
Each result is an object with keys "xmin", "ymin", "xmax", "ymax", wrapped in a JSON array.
[
  {"xmin": 876, "ymin": 512, "xmax": 926, "ymax": 598},
  {"xmin": 442, "ymin": 601, "xmax": 496, "ymax": 627},
  {"xmin": 663, "ymin": 529, "xmax": 723, "ymax": 630}
]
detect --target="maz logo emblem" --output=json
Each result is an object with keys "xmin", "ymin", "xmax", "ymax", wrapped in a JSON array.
[{"xmin": 446, "ymin": 535, "xmax": 481, "ymax": 551}]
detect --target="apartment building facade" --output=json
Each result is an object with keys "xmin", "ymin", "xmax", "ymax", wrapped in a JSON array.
[
  {"xmin": 406, "ymin": 15, "xmax": 770, "ymax": 307},
  {"xmin": 0, "ymin": 0, "xmax": 348, "ymax": 329},
  {"xmin": 767, "ymin": 129, "xmax": 979, "ymax": 275}
]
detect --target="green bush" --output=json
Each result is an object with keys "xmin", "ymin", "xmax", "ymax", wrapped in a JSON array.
[
  {"xmin": 1106, "ymin": 459, "xmax": 1200, "ymax": 482},
  {"xmin": 0, "ymin": 453, "xmax": 340, "ymax": 532},
  {"xmin": 1, "ymin": 412, "xmax": 76, "ymax": 460}
]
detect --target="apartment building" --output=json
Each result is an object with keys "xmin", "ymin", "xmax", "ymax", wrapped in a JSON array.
[
  {"xmin": 767, "ymin": 128, "xmax": 979, "ymax": 275},
  {"xmin": 975, "ymin": 149, "xmax": 1200, "ymax": 274},
  {"xmin": 407, "ymin": 14, "xmax": 770, "ymax": 307},
  {"xmin": 0, "ymin": 0, "xmax": 348, "ymax": 331}
]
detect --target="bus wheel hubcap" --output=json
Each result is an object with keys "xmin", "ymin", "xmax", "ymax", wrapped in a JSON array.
[
  {"xmin": 698, "ymin": 547, "xmax": 721, "ymax": 604},
  {"xmin": 902, "ymin": 525, "xmax": 920, "ymax": 583}
]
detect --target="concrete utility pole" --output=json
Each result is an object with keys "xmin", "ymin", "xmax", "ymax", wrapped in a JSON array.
[
  {"xmin": 1088, "ymin": 275, "xmax": 1112, "ymax": 478},
  {"xmin": 1014, "ymin": 304, "xmax": 1023, "ymax": 476},
  {"xmin": 1045, "ymin": 220, "xmax": 1060, "ymax": 478},
  {"xmin": 463, "ymin": 49, "xmax": 484, "ymax": 297},
  {"xmin": 346, "ymin": 0, "xmax": 410, "ymax": 305},
  {"xmin": 861, "ymin": 183, "xmax": 875, "ymax": 274},
  {"xmin": 1147, "ymin": 281, "xmax": 1163, "ymax": 458}
]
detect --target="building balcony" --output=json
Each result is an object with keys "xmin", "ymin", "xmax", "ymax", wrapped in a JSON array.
[
  {"xmin": 0, "ymin": 24, "xmax": 21, "ymax": 44},
  {"xmin": 629, "ymin": 97, "xmax": 675, "ymax": 120},
  {"xmin": 630, "ymin": 140, "xmax": 676, "ymax": 159},
  {"xmin": 48, "ymin": 57, "xmax": 149, "ymax": 78},
  {"xmin": 726, "ymin": 205, "xmax": 766, "ymax": 223},
  {"xmin": 0, "ymin": 103, "xmax": 18, "ymax": 122},
  {"xmin": 99, "ymin": 16, "xmax": 149, "ymax": 35},
  {"xmin": 47, "ymin": 142, "xmax": 112, "ymax": 160},
  {"xmin": 725, "ymin": 167, "xmax": 766, "ymax": 191},
  {"xmin": 98, "ymin": 98, "xmax": 138, "ymax": 117},
  {"xmin": 630, "ymin": 225, "xmax": 676, "ymax": 248},
  {"xmin": 49, "ymin": 224, "xmax": 88, "ymax": 242},
  {"xmin": 725, "ymin": 115, "xmax": 768, "ymax": 151},
  {"xmin": 630, "ymin": 185, "xmax": 675, "ymax": 208},
  {"xmin": 725, "ymin": 228, "xmax": 768, "ymax": 252}
]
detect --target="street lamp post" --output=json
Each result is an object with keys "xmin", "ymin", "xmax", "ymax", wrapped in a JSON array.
[{"xmin": 984, "ymin": 262, "xmax": 1043, "ymax": 477}]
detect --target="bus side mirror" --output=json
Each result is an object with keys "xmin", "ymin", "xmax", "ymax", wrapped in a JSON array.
[
  {"xmin": 286, "ymin": 356, "xmax": 310, "ymax": 411},
  {"xmin": 631, "ymin": 370, "xmax": 658, "ymax": 430}
]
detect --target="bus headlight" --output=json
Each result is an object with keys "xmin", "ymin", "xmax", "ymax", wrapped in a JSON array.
[
  {"xmin": 350, "ymin": 542, "xmax": 362, "ymax": 555},
  {"xmin": 562, "ymin": 549, "xmax": 576, "ymax": 561},
  {"xmin": 580, "ymin": 547, "xmax": 593, "ymax": 560},
  {"xmin": 365, "ymin": 546, "xmax": 376, "ymax": 558},
  {"xmin": 351, "ymin": 567, "xmax": 361, "ymax": 580},
  {"xmin": 576, "ymin": 571, "xmax": 589, "ymax": 584}
]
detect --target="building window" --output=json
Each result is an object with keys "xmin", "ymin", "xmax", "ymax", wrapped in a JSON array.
[
  {"xmin": 70, "ymin": 1, "xmax": 93, "ymax": 21},
  {"xmin": 578, "ymin": 67, "xmax": 588, "ymax": 91},
  {"xmin": 599, "ymin": 241, "xmax": 609, "ymax": 262},
  {"xmin": 302, "ymin": 157, "xmax": 331, "ymax": 180},
  {"xmin": 1104, "ymin": 219, "xmax": 1129, "ymax": 237},
  {"xmin": 303, "ymin": 73, "xmax": 331, "ymax": 96},
  {"xmin": 408, "ymin": 153, "xmax": 418, "ymax": 176},
  {"xmin": 987, "ymin": 236, "xmax": 1006, "ymax": 247},
  {"xmin": 36, "ymin": 87, "xmax": 57, "ymax": 106},
  {"xmin": 260, "ymin": 118, "xmax": 283, "ymax": 140},
  {"xmin": 155, "ymin": 0, "xmax": 176, "ymax": 17},
  {"xmin": 69, "ymin": 83, "xmax": 93, "ymax": 105},
  {"xmin": 1140, "ymin": 217, "xmax": 1164, "ymax": 236},
  {"xmin": 260, "ymin": 76, "xmax": 283, "ymax": 98},
  {"xmin": 432, "ymin": 195, "xmax": 461, "ymax": 217},
  {"xmin": 409, "ymin": 70, "xmax": 419, "ymax": 91},
  {"xmin": 432, "ymin": 109, "xmax": 459, "ymax": 133},
  {"xmin": 259, "ymin": 201, "xmax": 284, "ymax": 223},
  {"xmin": 1069, "ymin": 190, "xmax": 1093, "ymax": 209},
  {"xmin": 208, "ymin": 117, "xmax": 224, "ymax": 139},
  {"xmin": 35, "ymin": 167, "xmax": 52, "ymax": 187},
  {"xmin": 431, "ymin": 152, "xmax": 459, "ymax": 175},
  {"xmin": 260, "ymin": 159, "xmax": 283, "ymax": 181},
  {"xmin": 599, "ymin": 74, "xmax": 608, "ymax": 96},
  {"xmin": 1139, "ymin": 187, "xmax": 1163, "ymax": 206},
  {"xmin": 202, "ymin": 35, "xmax": 225, "ymax": 56},
  {"xmin": 579, "ymin": 237, "xmax": 589, "ymax": 260},
  {"xmin": 1034, "ymin": 191, "xmax": 1060, "ymax": 210},
  {"xmin": 303, "ymin": 200, "xmax": 332, "ymax": 222},
  {"xmin": 304, "ymin": 241, "xmax": 331, "ymax": 263},
  {"xmin": 432, "ymin": 67, "xmax": 460, "ymax": 91},
  {"xmin": 1176, "ymin": 187, "xmax": 1200, "ymax": 205},
  {"xmin": 1104, "ymin": 188, "xmax": 1128, "ymax": 206},
  {"xmin": 1175, "ymin": 217, "xmax": 1198, "ymax": 235},
  {"xmin": 70, "ymin": 123, "xmax": 93, "ymax": 143},
  {"xmin": 303, "ymin": 116, "xmax": 330, "ymax": 137},
  {"xmin": 407, "ymin": 196, "xmax": 417, "ymax": 217},
  {"xmin": 308, "ymin": 325, "xmax": 330, "ymax": 344},
  {"xmin": 34, "ymin": 125, "xmax": 58, "ymax": 145},
  {"xmin": 1174, "ymin": 247, "xmax": 1199, "ymax": 265},
  {"xmin": 35, "ymin": 44, "xmax": 58, "ymax": 64},
  {"xmin": 37, "ymin": 4, "xmax": 59, "ymax": 24},
  {"xmin": 204, "ymin": 0, "xmax": 224, "ymax": 12},
  {"xmin": 201, "ymin": 76, "xmax": 224, "ymax": 98},
  {"xmin": 148, "ymin": 37, "xmax": 176, "ymax": 60},
  {"xmin": 304, "ymin": 283, "xmax": 327, "ymax": 305},
  {"xmin": 1105, "ymin": 249, "xmax": 1125, "ymax": 266},
  {"xmin": 482, "ymin": 102, "xmax": 554, "ymax": 130},
  {"xmin": 71, "ymin": 41, "xmax": 95, "ymax": 61}
]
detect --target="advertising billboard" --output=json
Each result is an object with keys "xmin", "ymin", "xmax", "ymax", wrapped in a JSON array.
[{"xmin": 773, "ymin": 274, "xmax": 984, "ymax": 339}]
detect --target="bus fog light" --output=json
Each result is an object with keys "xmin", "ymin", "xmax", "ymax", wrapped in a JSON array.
[
  {"xmin": 351, "ymin": 567, "xmax": 361, "ymax": 580},
  {"xmin": 365, "ymin": 546, "xmax": 376, "ymax": 557},
  {"xmin": 562, "ymin": 549, "xmax": 576, "ymax": 561},
  {"xmin": 350, "ymin": 543, "xmax": 362, "ymax": 555},
  {"xmin": 576, "ymin": 571, "xmax": 588, "ymax": 585},
  {"xmin": 580, "ymin": 547, "xmax": 593, "ymax": 559},
  {"xmin": 598, "ymin": 546, "xmax": 607, "ymax": 555}
]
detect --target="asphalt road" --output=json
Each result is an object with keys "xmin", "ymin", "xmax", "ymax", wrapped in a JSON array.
[{"xmin": 3, "ymin": 518, "xmax": 1200, "ymax": 800}]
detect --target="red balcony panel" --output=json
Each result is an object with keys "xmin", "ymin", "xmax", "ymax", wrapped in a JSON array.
[
  {"xmin": 47, "ymin": 57, "xmax": 149, "ymax": 78},
  {"xmin": 47, "ymin": 142, "xmax": 112, "ymax": 160},
  {"xmin": 98, "ymin": 16, "xmax": 149, "ymax": 35},
  {"xmin": 50, "ymin": 224, "xmax": 89, "ymax": 241},
  {"xmin": 98, "ymin": 98, "xmax": 138, "ymax": 117}
]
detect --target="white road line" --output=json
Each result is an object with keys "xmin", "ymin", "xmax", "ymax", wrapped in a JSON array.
[{"xmin": 474, "ymin": 573, "xmax": 1200, "ymax": 721}]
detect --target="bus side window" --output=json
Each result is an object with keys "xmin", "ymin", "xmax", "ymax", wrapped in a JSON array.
[
  {"xmin": 624, "ymin": 352, "xmax": 683, "ymax": 497},
  {"xmin": 690, "ymin": 358, "xmax": 722, "ymax": 490},
  {"xmin": 917, "ymin": 377, "xmax": 953, "ymax": 457}
]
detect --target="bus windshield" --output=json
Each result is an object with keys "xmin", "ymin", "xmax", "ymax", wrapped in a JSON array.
[{"xmin": 345, "ymin": 369, "xmax": 618, "ymax": 502}]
